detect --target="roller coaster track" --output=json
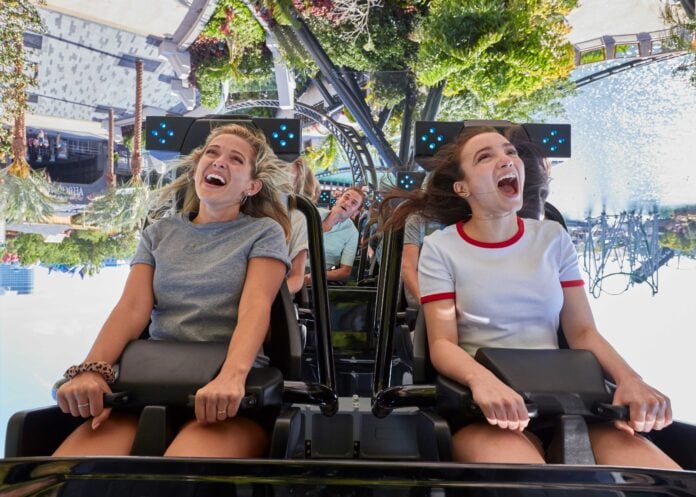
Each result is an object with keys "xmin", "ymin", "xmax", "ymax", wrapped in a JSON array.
[
  {"xmin": 572, "ymin": 51, "xmax": 690, "ymax": 88},
  {"xmin": 225, "ymin": 99, "xmax": 378, "ymax": 193},
  {"xmin": 581, "ymin": 211, "xmax": 673, "ymax": 297}
]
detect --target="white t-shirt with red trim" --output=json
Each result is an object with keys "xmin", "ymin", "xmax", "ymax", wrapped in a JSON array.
[{"xmin": 418, "ymin": 217, "xmax": 584, "ymax": 356}]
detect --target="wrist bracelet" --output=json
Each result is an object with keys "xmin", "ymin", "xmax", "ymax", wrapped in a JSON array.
[{"xmin": 63, "ymin": 361, "xmax": 116, "ymax": 384}]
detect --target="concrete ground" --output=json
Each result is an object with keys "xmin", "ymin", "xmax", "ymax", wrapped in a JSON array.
[{"xmin": 567, "ymin": 0, "xmax": 675, "ymax": 44}]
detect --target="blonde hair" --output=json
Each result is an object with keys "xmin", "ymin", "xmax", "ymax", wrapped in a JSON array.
[
  {"xmin": 152, "ymin": 124, "xmax": 292, "ymax": 237},
  {"xmin": 293, "ymin": 157, "xmax": 321, "ymax": 203}
]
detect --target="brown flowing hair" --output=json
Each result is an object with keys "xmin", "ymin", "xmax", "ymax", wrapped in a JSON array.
[
  {"xmin": 151, "ymin": 124, "xmax": 292, "ymax": 238},
  {"xmin": 380, "ymin": 126, "xmax": 550, "ymax": 232}
]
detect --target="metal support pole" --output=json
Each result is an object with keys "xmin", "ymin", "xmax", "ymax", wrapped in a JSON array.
[{"xmin": 288, "ymin": 9, "xmax": 403, "ymax": 171}]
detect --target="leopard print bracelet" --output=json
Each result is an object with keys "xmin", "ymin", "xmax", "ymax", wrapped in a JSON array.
[{"xmin": 63, "ymin": 361, "xmax": 116, "ymax": 384}]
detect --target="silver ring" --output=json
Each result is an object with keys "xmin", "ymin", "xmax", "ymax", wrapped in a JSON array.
[
  {"xmin": 217, "ymin": 410, "xmax": 227, "ymax": 415},
  {"xmin": 78, "ymin": 403, "xmax": 89, "ymax": 408}
]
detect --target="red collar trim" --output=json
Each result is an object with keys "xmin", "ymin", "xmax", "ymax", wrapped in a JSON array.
[{"xmin": 456, "ymin": 216, "xmax": 524, "ymax": 248}]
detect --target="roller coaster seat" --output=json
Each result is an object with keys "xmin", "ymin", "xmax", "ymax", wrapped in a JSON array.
[
  {"xmin": 412, "ymin": 308, "xmax": 634, "ymax": 464},
  {"xmin": 5, "ymin": 283, "xmax": 304, "ymax": 458}
]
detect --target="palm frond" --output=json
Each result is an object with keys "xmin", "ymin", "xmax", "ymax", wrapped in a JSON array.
[
  {"xmin": 81, "ymin": 179, "xmax": 151, "ymax": 233},
  {"xmin": 0, "ymin": 168, "xmax": 59, "ymax": 223}
]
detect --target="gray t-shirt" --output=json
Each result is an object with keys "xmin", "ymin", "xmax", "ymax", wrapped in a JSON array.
[
  {"xmin": 404, "ymin": 213, "xmax": 445, "ymax": 247},
  {"xmin": 403, "ymin": 214, "xmax": 445, "ymax": 308},
  {"xmin": 131, "ymin": 213, "xmax": 290, "ymax": 365}
]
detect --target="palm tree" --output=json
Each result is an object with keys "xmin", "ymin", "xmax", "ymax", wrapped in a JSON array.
[
  {"xmin": 6, "ymin": 60, "xmax": 30, "ymax": 180},
  {"xmin": 0, "ymin": 1, "xmax": 60, "ymax": 224},
  {"xmin": 130, "ymin": 59, "xmax": 144, "ymax": 183},
  {"xmin": 106, "ymin": 107, "xmax": 116, "ymax": 189}
]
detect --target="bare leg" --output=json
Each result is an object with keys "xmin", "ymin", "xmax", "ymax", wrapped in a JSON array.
[
  {"xmin": 53, "ymin": 412, "xmax": 139, "ymax": 456},
  {"xmin": 452, "ymin": 422, "xmax": 546, "ymax": 464},
  {"xmin": 164, "ymin": 417, "xmax": 269, "ymax": 458},
  {"xmin": 589, "ymin": 424, "xmax": 681, "ymax": 469}
]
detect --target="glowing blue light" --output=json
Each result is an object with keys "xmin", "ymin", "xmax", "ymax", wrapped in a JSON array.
[
  {"xmin": 428, "ymin": 143, "xmax": 436, "ymax": 150},
  {"xmin": 159, "ymin": 122, "xmax": 166, "ymax": 128},
  {"xmin": 558, "ymin": 138, "xmax": 565, "ymax": 144},
  {"xmin": 437, "ymin": 135, "xmax": 444, "ymax": 142},
  {"xmin": 159, "ymin": 138, "xmax": 166, "ymax": 144},
  {"xmin": 421, "ymin": 135, "xmax": 428, "ymax": 142},
  {"xmin": 550, "ymin": 129, "xmax": 557, "ymax": 136},
  {"xmin": 550, "ymin": 145, "xmax": 558, "ymax": 152},
  {"xmin": 280, "ymin": 124, "xmax": 288, "ymax": 131},
  {"xmin": 167, "ymin": 130, "xmax": 174, "ymax": 137},
  {"xmin": 429, "ymin": 127, "xmax": 436, "ymax": 134},
  {"xmin": 280, "ymin": 140, "xmax": 287, "ymax": 147},
  {"xmin": 151, "ymin": 130, "xmax": 158, "ymax": 136},
  {"xmin": 272, "ymin": 132, "xmax": 279, "ymax": 139},
  {"xmin": 542, "ymin": 137, "xmax": 549, "ymax": 144},
  {"xmin": 288, "ymin": 133, "xmax": 295, "ymax": 139}
]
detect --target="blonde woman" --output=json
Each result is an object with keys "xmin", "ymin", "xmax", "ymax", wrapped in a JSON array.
[{"xmin": 54, "ymin": 124, "xmax": 292, "ymax": 458}]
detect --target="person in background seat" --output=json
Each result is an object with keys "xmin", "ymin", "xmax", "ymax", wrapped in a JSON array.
[
  {"xmin": 305, "ymin": 187, "xmax": 365, "ymax": 285},
  {"xmin": 285, "ymin": 157, "xmax": 320, "ymax": 295}
]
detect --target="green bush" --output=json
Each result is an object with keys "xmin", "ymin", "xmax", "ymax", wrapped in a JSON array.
[
  {"xmin": 579, "ymin": 48, "xmax": 605, "ymax": 65},
  {"xmin": 8, "ymin": 230, "xmax": 139, "ymax": 274},
  {"xmin": 190, "ymin": 0, "xmax": 274, "ymax": 107}
]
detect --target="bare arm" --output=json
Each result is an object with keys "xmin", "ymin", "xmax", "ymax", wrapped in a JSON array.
[
  {"xmin": 194, "ymin": 257, "xmax": 286, "ymax": 423},
  {"xmin": 56, "ymin": 264, "xmax": 155, "ymax": 423},
  {"xmin": 560, "ymin": 286, "xmax": 672, "ymax": 433},
  {"xmin": 424, "ymin": 299, "xmax": 529, "ymax": 431},
  {"xmin": 401, "ymin": 244, "xmax": 421, "ymax": 303},
  {"xmin": 83, "ymin": 264, "xmax": 155, "ymax": 364},
  {"xmin": 326, "ymin": 264, "xmax": 352, "ymax": 281},
  {"xmin": 286, "ymin": 249, "xmax": 308, "ymax": 294}
]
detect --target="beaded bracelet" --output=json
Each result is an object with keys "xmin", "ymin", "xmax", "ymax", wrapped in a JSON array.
[{"xmin": 63, "ymin": 361, "xmax": 116, "ymax": 384}]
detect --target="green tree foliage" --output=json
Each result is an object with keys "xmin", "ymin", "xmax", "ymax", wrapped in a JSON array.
[
  {"xmin": 661, "ymin": 3, "xmax": 696, "ymax": 87},
  {"xmin": 366, "ymin": 70, "xmax": 413, "ymax": 110},
  {"xmin": 7, "ymin": 230, "xmax": 139, "ymax": 274},
  {"xmin": 272, "ymin": 23, "xmax": 317, "ymax": 84},
  {"xmin": 304, "ymin": 134, "xmax": 344, "ymax": 172},
  {"xmin": 294, "ymin": 2, "xmax": 424, "ymax": 117},
  {"xmin": 0, "ymin": 168, "xmax": 56, "ymax": 223},
  {"xmin": 438, "ymin": 79, "xmax": 574, "ymax": 122},
  {"xmin": 79, "ymin": 180, "xmax": 151, "ymax": 233},
  {"xmin": 302, "ymin": 2, "xmax": 421, "ymax": 72},
  {"xmin": 0, "ymin": 1, "xmax": 43, "ymax": 119},
  {"xmin": 192, "ymin": 0, "xmax": 274, "ymax": 107},
  {"xmin": 415, "ymin": 0, "xmax": 577, "ymax": 118},
  {"xmin": 659, "ymin": 211, "xmax": 696, "ymax": 258},
  {"xmin": 0, "ymin": 0, "xmax": 45, "ymax": 176},
  {"xmin": 0, "ymin": 126, "xmax": 12, "ymax": 162}
]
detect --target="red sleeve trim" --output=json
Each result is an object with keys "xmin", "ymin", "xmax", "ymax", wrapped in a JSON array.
[
  {"xmin": 421, "ymin": 292, "xmax": 456, "ymax": 304},
  {"xmin": 561, "ymin": 280, "xmax": 585, "ymax": 288}
]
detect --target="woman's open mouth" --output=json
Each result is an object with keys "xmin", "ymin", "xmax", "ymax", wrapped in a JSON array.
[
  {"xmin": 205, "ymin": 173, "xmax": 227, "ymax": 187},
  {"xmin": 497, "ymin": 173, "xmax": 519, "ymax": 197}
]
